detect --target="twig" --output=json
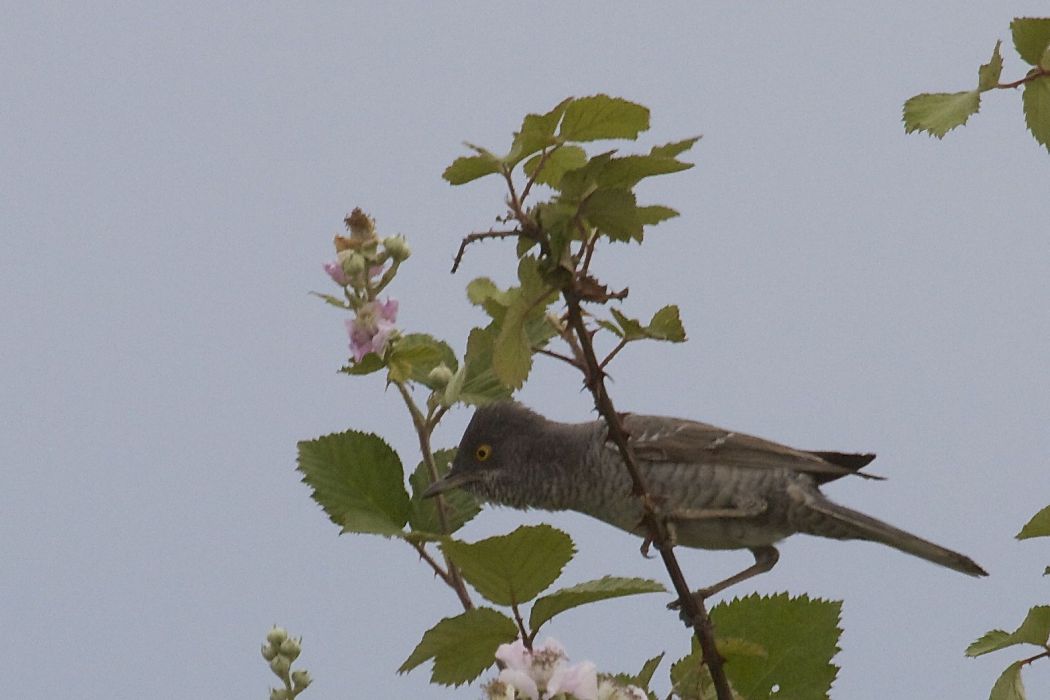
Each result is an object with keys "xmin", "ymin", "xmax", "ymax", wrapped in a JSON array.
[
  {"xmin": 562, "ymin": 287, "xmax": 733, "ymax": 700},
  {"xmin": 998, "ymin": 67, "xmax": 1048, "ymax": 90},
  {"xmin": 395, "ymin": 382, "xmax": 475, "ymax": 611},
  {"xmin": 599, "ymin": 338, "xmax": 629, "ymax": 370},
  {"xmin": 511, "ymin": 602, "xmax": 531, "ymax": 650},
  {"xmin": 411, "ymin": 540, "xmax": 452, "ymax": 585},
  {"xmin": 451, "ymin": 229, "xmax": 524, "ymax": 273},
  {"xmin": 535, "ymin": 347, "xmax": 583, "ymax": 370}
]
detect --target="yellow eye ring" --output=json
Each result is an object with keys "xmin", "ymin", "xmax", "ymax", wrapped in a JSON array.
[{"xmin": 475, "ymin": 444, "xmax": 493, "ymax": 462}]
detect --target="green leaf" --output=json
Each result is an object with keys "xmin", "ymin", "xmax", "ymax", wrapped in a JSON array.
[
  {"xmin": 978, "ymin": 41, "xmax": 1004, "ymax": 91},
  {"xmin": 559, "ymin": 95, "xmax": 650, "ymax": 142},
  {"xmin": 637, "ymin": 204, "xmax": 680, "ymax": 226},
  {"xmin": 493, "ymin": 299, "xmax": 532, "ymax": 390},
  {"xmin": 647, "ymin": 305, "xmax": 687, "ymax": 342},
  {"xmin": 1017, "ymin": 505, "xmax": 1050, "ymax": 539},
  {"xmin": 989, "ymin": 661, "xmax": 1026, "ymax": 700},
  {"xmin": 466, "ymin": 277, "xmax": 512, "ymax": 322},
  {"xmin": 903, "ymin": 90, "xmax": 981, "ymax": 138},
  {"xmin": 610, "ymin": 307, "xmax": 647, "ymax": 340},
  {"xmin": 339, "ymin": 352, "xmax": 386, "ymax": 376},
  {"xmin": 441, "ymin": 524, "xmax": 575, "ymax": 606},
  {"xmin": 408, "ymin": 449, "xmax": 480, "ymax": 535},
  {"xmin": 528, "ymin": 576, "xmax": 665, "ymax": 634},
  {"xmin": 443, "ymin": 151, "xmax": 502, "ymax": 185},
  {"xmin": 398, "ymin": 608, "xmax": 518, "ymax": 685},
  {"xmin": 297, "ymin": 430, "xmax": 410, "ymax": 537},
  {"xmin": 710, "ymin": 593, "xmax": 842, "ymax": 700},
  {"xmin": 1011, "ymin": 17, "xmax": 1050, "ymax": 66},
  {"xmin": 523, "ymin": 145, "xmax": 588, "ymax": 188},
  {"xmin": 596, "ymin": 154, "xmax": 693, "ymax": 189},
  {"xmin": 1021, "ymin": 76, "xmax": 1050, "ymax": 152},
  {"xmin": 308, "ymin": 290, "xmax": 349, "ymax": 308},
  {"xmin": 505, "ymin": 97, "xmax": 573, "ymax": 168},
  {"xmin": 583, "ymin": 188, "xmax": 642, "ymax": 242},
  {"xmin": 387, "ymin": 333, "xmax": 458, "ymax": 386},
  {"xmin": 460, "ymin": 326, "xmax": 513, "ymax": 405},
  {"xmin": 557, "ymin": 150, "xmax": 616, "ymax": 199},
  {"xmin": 635, "ymin": 653, "xmax": 664, "ymax": 689},
  {"xmin": 670, "ymin": 639, "xmax": 742, "ymax": 700},
  {"xmin": 966, "ymin": 606, "xmax": 1050, "ymax": 656},
  {"xmin": 650, "ymin": 136, "xmax": 702, "ymax": 158}
]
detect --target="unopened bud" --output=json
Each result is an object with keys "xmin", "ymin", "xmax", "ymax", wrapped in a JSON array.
[
  {"xmin": 291, "ymin": 669, "xmax": 313, "ymax": 689},
  {"xmin": 338, "ymin": 250, "xmax": 366, "ymax": 279},
  {"xmin": 270, "ymin": 655, "xmax": 292, "ymax": 677},
  {"xmin": 383, "ymin": 235, "xmax": 411, "ymax": 261},
  {"xmin": 427, "ymin": 363, "xmax": 454, "ymax": 388},
  {"xmin": 261, "ymin": 643, "xmax": 278, "ymax": 661},
  {"xmin": 266, "ymin": 627, "xmax": 288, "ymax": 645},
  {"xmin": 279, "ymin": 636, "xmax": 302, "ymax": 660}
]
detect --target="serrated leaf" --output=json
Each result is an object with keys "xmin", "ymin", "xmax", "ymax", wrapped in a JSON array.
[
  {"xmin": 408, "ymin": 449, "xmax": 480, "ymax": 535},
  {"xmin": 637, "ymin": 204, "xmax": 679, "ymax": 226},
  {"xmin": 1017, "ymin": 505, "xmax": 1050, "ymax": 539},
  {"xmin": 523, "ymin": 145, "xmax": 588, "ymax": 188},
  {"xmin": 398, "ymin": 607, "xmax": 518, "ymax": 685},
  {"xmin": 650, "ymin": 136, "xmax": 702, "ymax": 158},
  {"xmin": 339, "ymin": 352, "xmax": 386, "ymax": 376},
  {"xmin": 596, "ymin": 154, "xmax": 693, "ymax": 190},
  {"xmin": 1011, "ymin": 17, "xmax": 1050, "ymax": 66},
  {"xmin": 583, "ymin": 188, "xmax": 642, "ymax": 242},
  {"xmin": 492, "ymin": 301, "xmax": 532, "ymax": 390},
  {"xmin": 443, "ymin": 152, "xmax": 502, "ymax": 185},
  {"xmin": 528, "ymin": 576, "xmax": 665, "ymax": 633},
  {"xmin": 441, "ymin": 524, "xmax": 575, "ymax": 606},
  {"xmin": 979, "ymin": 41, "xmax": 1004, "ymax": 91},
  {"xmin": 670, "ymin": 639, "xmax": 744, "ymax": 700},
  {"xmin": 466, "ymin": 277, "xmax": 511, "ymax": 322},
  {"xmin": 387, "ymin": 333, "xmax": 458, "ymax": 387},
  {"xmin": 635, "ymin": 653, "xmax": 664, "ymax": 689},
  {"xmin": 596, "ymin": 319, "xmax": 624, "ymax": 338},
  {"xmin": 903, "ymin": 91, "xmax": 981, "ymax": 138},
  {"xmin": 559, "ymin": 95, "xmax": 649, "ymax": 142},
  {"xmin": 460, "ymin": 326, "xmax": 513, "ymax": 405},
  {"xmin": 647, "ymin": 305, "xmax": 687, "ymax": 342},
  {"xmin": 297, "ymin": 430, "xmax": 409, "ymax": 537},
  {"xmin": 610, "ymin": 307, "xmax": 647, "ymax": 340},
  {"xmin": 1021, "ymin": 76, "xmax": 1050, "ymax": 152},
  {"xmin": 308, "ymin": 290, "xmax": 349, "ymax": 308},
  {"xmin": 966, "ymin": 606, "xmax": 1050, "ymax": 656},
  {"xmin": 989, "ymin": 661, "xmax": 1026, "ymax": 700},
  {"xmin": 505, "ymin": 97, "xmax": 573, "ymax": 168},
  {"xmin": 557, "ymin": 150, "xmax": 616, "ymax": 199},
  {"xmin": 710, "ymin": 593, "xmax": 841, "ymax": 700}
]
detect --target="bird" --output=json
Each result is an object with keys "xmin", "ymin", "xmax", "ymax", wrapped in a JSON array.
[{"xmin": 423, "ymin": 401, "xmax": 987, "ymax": 599}]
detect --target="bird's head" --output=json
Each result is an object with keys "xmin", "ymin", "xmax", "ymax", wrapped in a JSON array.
[{"xmin": 422, "ymin": 401, "xmax": 548, "ymax": 502}]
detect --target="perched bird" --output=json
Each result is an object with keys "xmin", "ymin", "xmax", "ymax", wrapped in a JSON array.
[{"xmin": 424, "ymin": 402, "xmax": 987, "ymax": 597}]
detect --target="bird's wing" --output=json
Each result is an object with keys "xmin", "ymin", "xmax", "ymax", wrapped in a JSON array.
[{"xmin": 618, "ymin": 414, "xmax": 878, "ymax": 483}]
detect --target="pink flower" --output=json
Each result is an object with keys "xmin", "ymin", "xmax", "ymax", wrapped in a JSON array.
[
  {"xmin": 323, "ymin": 261, "xmax": 348, "ymax": 286},
  {"xmin": 346, "ymin": 298, "xmax": 398, "ymax": 361},
  {"xmin": 548, "ymin": 661, "xmax": 598, "ymax": 700}
]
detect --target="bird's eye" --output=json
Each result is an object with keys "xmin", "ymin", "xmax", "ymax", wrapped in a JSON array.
[{"xmin": 475, "ymin": 444, "xmax": 493, "ymax": 462}]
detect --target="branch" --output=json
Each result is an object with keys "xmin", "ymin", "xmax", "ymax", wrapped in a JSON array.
[
  {"xmin": 535, "ymin": 346, "xmax": 583, "ymax": 370},
  {"xmin": 395, "ymin": 382, "xmax": 475, "ymax": 611},
  {"xmin": 451, "ymin": 229, "xmax": 524, "ymax": 274},
  {"xmin": 562, "ymin": 286, "xmax": 733, "ymax": 700},
  {"xmin": 998, "ymin": 67, "xmax": 1048, "ymax": 90}
]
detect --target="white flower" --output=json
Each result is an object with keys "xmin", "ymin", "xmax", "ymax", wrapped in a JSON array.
[
  {"xmin": 548, "ymin": 660, "xmax": 598, "ymax": 700},
  {"xmin": 596, "ymin": 678, "xmax": 648, "ymax": 700}
]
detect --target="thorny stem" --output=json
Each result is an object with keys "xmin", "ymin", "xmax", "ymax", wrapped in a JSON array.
[
  {"xmin": 599, "ymin": 338, "xmax": 629, "ymax": 370},
  {"xmin": 411, "ymin": 540, "xmax": 453, "ymax": 585},
  {"xmin": 395, "ymin": 382, "xmax": 474, "ymax": 611},
  {"xmin": 1019, "ymin": 647, "xmax": 1050, "ymax": 667},
  {"xmin": 534, "ymin": 346, "xmax": 582, "ymax": 370},
  {"xmin": 511, "ymin": 602, "xmax": 532, "ymax": 650},
  {"xmin": 561, "ymin": 289, "xmax": 733, "ymax": 700},
  {"xmin": 451, "ymin": 229, "xmax": 523, "ymax": 274}
]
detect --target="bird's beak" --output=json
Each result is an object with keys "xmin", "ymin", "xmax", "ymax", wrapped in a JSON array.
[{"xmin": 421, "ymin": 470, "xmax": 479, "ymax": 499}]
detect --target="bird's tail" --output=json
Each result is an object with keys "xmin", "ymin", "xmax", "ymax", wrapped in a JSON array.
[{"xmin": 798, "ymin": 497, "xmax": 988, "ymax": 577}]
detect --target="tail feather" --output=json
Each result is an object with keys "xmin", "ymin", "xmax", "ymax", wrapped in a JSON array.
[{"xmin": 802, "ymin": 498, "xmax": 988, "ymax": 577}]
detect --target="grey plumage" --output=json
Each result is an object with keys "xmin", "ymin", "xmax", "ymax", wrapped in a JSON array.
[{"xmin": 424, "ymin": 402, "xmax": 987, "ymax": 595}]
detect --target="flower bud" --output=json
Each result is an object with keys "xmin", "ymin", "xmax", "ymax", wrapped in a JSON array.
[
  {"xmin": 427, "ymin": 363, "xmax": 454, "ymax": 388},
  {"xmin": 266, "ymin": 627, "xmax": 288, "ymax": 645},
  {"xmin": 270, "ymin": 655, "xmax": 292, "ymax": 677},
  {"xmin": 383, "ymin": 235, "xmax": 411, "ymax": 261},
  {"xmin": 279, "ymin": 636, "xmax": 302, "ymax": 660},
  {"xmin": 291, "ymin": 669, "xmax": 313, "ymax": 689},
  {"xmin": 337, "ymin": 250, "xmax": 366, "ymax": 279},
  {"xmin": 261, "ymin": 643, "xmax": 278, "ymax": 661}
]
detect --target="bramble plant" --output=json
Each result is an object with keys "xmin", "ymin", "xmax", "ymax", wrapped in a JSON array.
[
  {"xmin": 903, "ymin": 17, "xmax": 1050, "ymax": 149},
  {"xmin": 289, "ymin": 17, "xmax": 1050, "ymax": 698}
]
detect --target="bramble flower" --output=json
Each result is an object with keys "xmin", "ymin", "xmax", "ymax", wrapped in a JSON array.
[
  {"xmin": 596, "ymin": 678, "xmax": 647, "ymax": 700},
  {"xmin": 346, "ymin": 298, "xmax": 398, "ymax": 361},
  {"xmin": 488, "ymin": 637, "xmax": 611, "ymax": 700},
  {"xmin": 548, "ymin": 660, "xmax": 598, "ymax": 700},
  {"xmin": 322, "ymin": 261, "xmax": 348, "ymax": 286}
]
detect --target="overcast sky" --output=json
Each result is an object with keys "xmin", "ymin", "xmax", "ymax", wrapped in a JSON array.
[{"xmin": 4, "ymin": 3, "xmax": 1049, "ymax": 699}]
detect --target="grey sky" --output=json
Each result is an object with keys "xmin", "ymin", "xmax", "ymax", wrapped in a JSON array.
[{"xmin": 4, "ymin": 3, "xmax": 1049, "ymax": 698}]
